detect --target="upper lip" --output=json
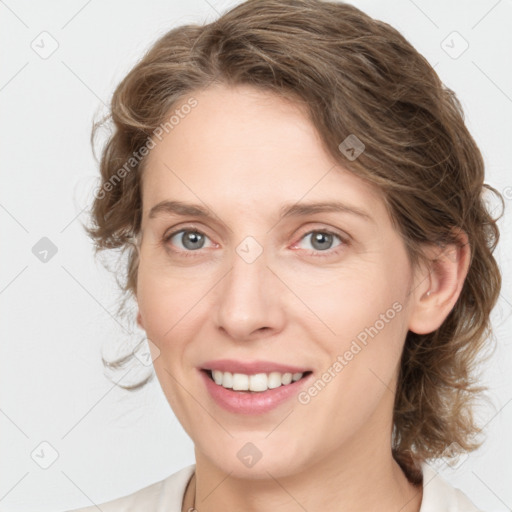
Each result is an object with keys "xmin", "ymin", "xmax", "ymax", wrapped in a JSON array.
[{"xmin": 201, "ymin": 359, "xmax": 311, "ymax": 375}]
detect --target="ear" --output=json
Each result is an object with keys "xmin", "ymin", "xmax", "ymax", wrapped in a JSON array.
[{"xmin": 408, "ymin": 229, "xmax": 471, "ymax": 335}]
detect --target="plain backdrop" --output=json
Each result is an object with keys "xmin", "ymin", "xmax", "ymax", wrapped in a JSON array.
[{"xmin": 0, "ymin": 0, "xmax": 511, "ymax": 511}]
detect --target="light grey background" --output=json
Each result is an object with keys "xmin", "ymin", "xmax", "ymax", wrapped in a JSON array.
[{"xmin": 0, "ymin": 1, "xmax": 511, "ymax": 511}]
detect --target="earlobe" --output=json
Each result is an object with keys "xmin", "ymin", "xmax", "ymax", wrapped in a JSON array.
[
  {"xmin": 408, "ymin": 231, "xmax": 471, "ymax": 335},
  {"xmin": 137, "ymin": 311, "xmax": 145, "ymax": 330}
]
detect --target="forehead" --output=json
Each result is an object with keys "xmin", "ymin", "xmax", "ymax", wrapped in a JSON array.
[{"xmin": 141, "ymin": 84, "xmax": 386, "ymax": 222}]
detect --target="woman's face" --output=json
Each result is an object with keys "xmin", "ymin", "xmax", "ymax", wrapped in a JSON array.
[{"xmin": 136, "ymin": 83, "xmax": 418, "ymax": 478}]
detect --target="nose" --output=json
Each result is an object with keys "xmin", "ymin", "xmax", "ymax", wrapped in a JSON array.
[{"xmin": 213, "ymin": 244, "xmax": 286, "ymax": 341}]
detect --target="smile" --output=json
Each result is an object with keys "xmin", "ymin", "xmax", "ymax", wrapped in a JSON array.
[
  {"xmin": 200, "ymin": 368, "xmax": 313, "ymax": 415},
  {"xmin": 206, "ymin": 369, "xmax": 308, "ymax": 392}
]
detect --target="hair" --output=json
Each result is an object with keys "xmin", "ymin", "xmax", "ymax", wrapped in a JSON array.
[{"xmin": 84, "ymin": 0, "xmax": 503, "ymax": 481}]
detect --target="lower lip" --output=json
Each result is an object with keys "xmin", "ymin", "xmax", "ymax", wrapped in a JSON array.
[{"xmin": 200, "ymin": 370, "xmax": 312, "ymax": 415}]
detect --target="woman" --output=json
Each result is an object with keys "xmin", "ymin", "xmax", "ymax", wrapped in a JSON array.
[{"xmin": 71, "ymin": 0, "xmax": 502, "ymax": 510}]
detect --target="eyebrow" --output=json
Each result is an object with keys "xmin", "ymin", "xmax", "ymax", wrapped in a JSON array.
[{"xmin": 148, "ymin": 200, "xmax": 373, "ymax": 222}]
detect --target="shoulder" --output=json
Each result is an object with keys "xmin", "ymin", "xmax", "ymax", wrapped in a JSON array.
[
  {"xmin": 420, "ymin": 462, "xmax": 483, "ymax": 512},
  {"xmin": 65, "ymin": 464, "xmax": 195, "ymax": 512}
]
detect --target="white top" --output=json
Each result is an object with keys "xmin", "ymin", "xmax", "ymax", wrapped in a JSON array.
[{"xmin": 66, "ymin": 462, "xmax": 482, "ymax": 512}]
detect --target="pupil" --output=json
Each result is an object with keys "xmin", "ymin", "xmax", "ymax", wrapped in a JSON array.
[
  {"xmin": 183, "ymin": 231, "xmax": 204, "ymax": 250},
  {"xmin": 312, "ymin": 232, "xmax": 332, "ymax": 250}
]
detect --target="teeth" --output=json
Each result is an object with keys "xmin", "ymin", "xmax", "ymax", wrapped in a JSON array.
[{"xmin": 210, "ymin": 370, "xmax": 305, "ymax": 392}]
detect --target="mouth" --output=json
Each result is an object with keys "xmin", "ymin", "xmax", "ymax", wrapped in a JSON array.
[
  {"xmin": 200, "ymin": 367, "xmax": 314, "ymax": 414},
  {"xmin": 201, "ymin": 368, "xmax": 313, "ymax": 393}
]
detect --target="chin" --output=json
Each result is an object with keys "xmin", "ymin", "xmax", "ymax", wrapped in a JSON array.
[{"xmin": 198, "ymin": 439, "xmax": 312, "ymax": 481}]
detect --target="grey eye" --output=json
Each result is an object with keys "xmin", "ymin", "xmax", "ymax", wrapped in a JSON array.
[
  {"xmin": 171, "ymin": 230, "xmax": 208, "ymax": 250},
  {"xmin": 302, "ymin": 231, "xmax": 341, "ymax": 251}
]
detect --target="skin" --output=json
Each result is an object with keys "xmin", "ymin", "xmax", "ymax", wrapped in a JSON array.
[{"xmin": 135, "ymin": 83, "xmax": 471, "ymax": 512}]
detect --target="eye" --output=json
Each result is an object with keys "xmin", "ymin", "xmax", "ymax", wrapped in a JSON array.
[
  {"xmin": 164, "ymin": 228, "xmax": 215, "ymax": 254},
  {"xmin": 163, "ymin": 226, "xmax": 348, "ymax": 258},
  {"xmin": 294, "ymin": 229, "xmax": 346, "ymax": 256}
]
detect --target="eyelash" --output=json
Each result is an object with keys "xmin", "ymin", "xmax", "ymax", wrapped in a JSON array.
[{"xmin": 162, "ymin": 225, "xmax": 349, "ymax": 259}]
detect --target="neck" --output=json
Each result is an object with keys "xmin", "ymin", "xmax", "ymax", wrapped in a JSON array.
[{"xmin": 185, "ymin": 442, "xmax": 422, "ymax": 512}]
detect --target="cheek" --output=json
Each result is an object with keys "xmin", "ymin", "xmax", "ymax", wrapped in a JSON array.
[
  {"xmin": 136, "ymin": 262, "xmax": 198, "ymax": 350},
  {"xmin": 136, "ymin": 265, "xmax": 205, "ymax": 426},
  {"xmin": 298, "ymin": 290, "xmax": 407, "ymax": 441},
  {"xmin": 289, "ymin": 262, "xmax": 405, "ymax": 337},
  {"xmin": 298, "ymin": 258, "xmax": 409, "ymax": 390}
]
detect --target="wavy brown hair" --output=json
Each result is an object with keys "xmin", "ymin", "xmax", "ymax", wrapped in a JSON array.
[{"xmin": 84, "ymin": 0, "xmax": 503, "ymax": 480}]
